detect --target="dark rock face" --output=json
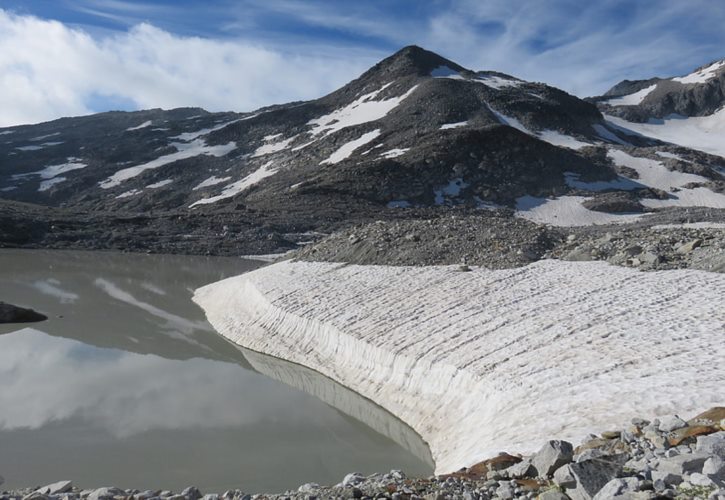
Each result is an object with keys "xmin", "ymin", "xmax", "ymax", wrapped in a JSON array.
[
  {"xmin": 593, "ymin": 59, "xmax": 725, "ymax": 121},
  {"xmin": 0, "ymin": 302, "xmax": 47, "ymax": 323}
]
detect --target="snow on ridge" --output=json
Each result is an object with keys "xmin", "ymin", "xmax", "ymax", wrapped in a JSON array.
[
  {"xmin": 100, "ymin": 139, "xmax": 236, "ymax": 189},
  {"xmin": 537, "ymin": 130, "xmax": 590, "ymax": 150},
  {"xmin": 126, "ymin": 121, "xmax": 152, "ymax": 131},
  {"xmin": 30, "ymin": 132, "xmax": 61, "ymax": 141},
  {"xmin": 606, "ymin": 84, "xmax": 657, "ymax": 106},
  {"xmin": 190, "ymin": 161, "xmax": 276, "ymax": 207},
  {"xmin": 169, "ymin": 118, "xmax": 242, "ymax": 142},
  {"xmin": 476, "ymin": 74, "xmax": 523, "ymax": 90},
  {"xmin": 193, "ymin": 175, "xmax": 232, "ymax": 191},
  {"xmin": 146, "ymin": 179, "xmax": 173, "ymax": 189},
  {"xmin": 605, "ymin": 110, "xmax": 725, "ymax": 159},
  {"xmin": 11, "ymin": 159, "xmax": 87, "ymax": 192},
  {"xmin": 592, "ymin": 123, "xmax": 631, "ymax": 146},
  {"xmin": 379, "ymin": 148, "xmax": 409, "ymax": 159},
  {"xmin": 672, "ymin": 60, "xmax": 725, "ymax": 85},
  {"xmin": 15, "ymin": 141, "xmax": 63, "ymax": 151},
  {"xmin": 252, "ymin": 135, "xmax": 297, "ymax": 157},
  {"xmin": 38, "ymin": 177, "xmax": 66, "ymax": 192},
  {"xmin": 321, "ymin": 130, "xmax": 381, "ymax": 165},
  {"xmin": 194, "ymin": 259, "xmax": 725, "ymax": 473},
  {"xmin": 440, "ymin": 121, "xmax": 468, "ymax": 130},
  {"xmin": 308, "ymin": 85, "xmax": 418, "ymax": 137}
]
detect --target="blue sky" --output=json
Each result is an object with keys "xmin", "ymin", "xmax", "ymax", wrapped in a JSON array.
[{"xmin": 1, "ymin": 0, "xmax": 725, "ymax": 126}]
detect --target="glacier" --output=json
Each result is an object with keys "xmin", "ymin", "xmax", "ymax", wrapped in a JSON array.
[{"xmin": 194, "ymin": 259, "xmax": 725, "ymax": 474}]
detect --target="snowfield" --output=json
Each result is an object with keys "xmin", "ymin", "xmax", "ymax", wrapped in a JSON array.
[
  {"xmin": 605, "ymin": 84, "xmax": 657, "ymax": 106},
  {"xmin": 194, "ymin": 260, "xmax": 725, "ymax": 474}
]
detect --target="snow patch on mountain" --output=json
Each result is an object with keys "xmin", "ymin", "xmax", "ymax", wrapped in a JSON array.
[
  {"xmin": 379, "ymin": 148, "xmax": 409, "ymax": 159},
  {"xmin": 538, "ymin": 130, "xmax": 591, "ymax": 150},
  {"xmin": 100, "ymin": 139, "xmax": 236, "ymax": 189},
  {"xmin": 606, "ymin": 84, "xmax": 657, "ymax": 106},
  {"xmin": 476, "ymin": 74, "xmax": 523, "ymax": 90},
  {"xmin": 169, "ymin": 118, "xmax": 242, "ymax": 142},
  {"xmin": 516, "ymin": 195, "xmax": 643, "ymax": 226},
  {"xmin": 126, "ymin": 121, "xmax": 152, "ymax": 131},
  {"xmin": 252, "ymin": 135, "xmax": 297, "ymax": 157},
  {"xmin": 146, "ymin": 179, "xmax": 173, "ymax": 189},
  {"xmin": 605, "ymin": 110, "xmax": 725, "ymax": 158},
  {"xmin": 440, "ymin": 121, "xmax": 468, "ymax": 130},
  {"xmin": 672, "ymin": 60, "xmax": 725, "ymax": 84},
  {"xmin": 592, "ymin": 123, "xmax": 632, "ymax": 146},
  {"xmin": 434, "ymin": 178, "xmax": 469, "ymax": 205},
  {"xmin": 193, "ymin": 175, "xmax": 232, "ymax": 191},
  {"xmin": 10, "ymin": 158, "xmax": 87, "ymax": 192},
  {"xmin": 190, "ymin": 161, "xmax": 276, "ymax": 207},
  {"xmin": 321, "ymin": 130, "xmax": 381, "ymax": 165},
  {"xmin": 308, "ymin": 86, "xmax": 417, "ymax": 137}
]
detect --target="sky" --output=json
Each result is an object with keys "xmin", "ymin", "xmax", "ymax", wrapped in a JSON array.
[{"xmin": 1, "ymin": 0, "xmax": 725, "ymax": 127}]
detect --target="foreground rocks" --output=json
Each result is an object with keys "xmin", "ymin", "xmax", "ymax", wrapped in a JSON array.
[
  {"xmin": 3, "ymin": 408, "xmax": 723, "ymax": 500},
  {"xmin": 0, "ymin": 302, "xmax": 47, "ymax": 323}
]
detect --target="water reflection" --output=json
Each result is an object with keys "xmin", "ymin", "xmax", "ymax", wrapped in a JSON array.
[{"xmin": 0, "ymin": 250, "xmax": 433, "ymax": 492}]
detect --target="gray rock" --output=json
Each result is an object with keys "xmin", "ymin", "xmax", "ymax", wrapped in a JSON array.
[
  {"xmin": 87, "ymin": 488, "xmax": 124, "ymax": 500},
  {"xmin": 658, "ymin": 453, "xmax": 709, "ymax": 475},
  {"xmin": 689, "ymin": 472, "xmax": 715, "ymax": 487},
  {"xmin": 201, "ymin": 495, "xmax": 218, "ymax": 500},
  {"xmin": 575, "ymin": 449, "xmax": 608, "ymax": 463},
  {"xmin": 496, "ymin": 482, "xmax": 514, "ymax": 500},
  {"xmin": 181, "ymin": 488, "xmax": 201, "ymax": 500},
  {"xmin": 297, "ymin": 483, "xmax": 319, "ymax": 494},
  {"xmin": 650, "ymin": 470, "xmax": 683, "ymax": 487},
  {"xmin": 342, "ymin": 472, "xmax": 365, "ymax": 487},
  {"xmin": 564, "ymin": 455, "xmax": 627, "ymax": 500},
  {"xmin": 697, "ymin": 431, "xmax": 725, "ymax": 458},
  {"xmin": 37, "ymin": 482, "xmax": 73, "ymax": 496},
  {"xmin": 592, "ymin": 477, "xmax": 640, "ymax": 499},
  {"xmin": 554, "ymin": 464, "xmax": 577, "ymax": 488},
  {"xmin": 503, "ymin": 459, "xmax": 535, "ymax": 479},
  {"xmin": 532, "ymin": 440, "xmax": 574, "ymax": 477},
  {"xmin": 676, "ymin": 239, "xmax": 703, "ymax": 254},
  {"xmin": 657, "ymin": 416, "xmax": 687, "ymax": 433},
  {"xmin": 704, "ymin": 456, "xmax": 725, "ymax": 479},
  {"xmin": 538, "ymin": 490, "xmax": 570, "ymax": 500},
  {"xmin": 22, "ymin": 493, "xmax": 48, "ymax": 500}
]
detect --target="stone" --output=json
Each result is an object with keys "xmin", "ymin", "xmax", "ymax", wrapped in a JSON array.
[
  {"xmin": 22, "ymin": 493, "xmax": 48, "ymax": 500},
  {"xmin": 650, "ymin": 470, "xmax": 683, "ymax": 487},
  {"xmin": 704, "ymin": 456, "xmax": 725, "ymax": 479},
  {"xmin": 296, "ymin": 483, "xmax": 319, "ymax": 494},
  {"xmin": 657, "ymin": 453, "xmax": 709, "ymax": 475},
  {"xmin": 537, "ymin": 491, "xmax": 569, "ymax": 500},
  {"xmin": 503, "ymin": 460, "xmax": 535, "ymax": 479},
  {"xmin": 575, "ymin": 449, "xmax": 607, "ymax": 463},
  {"xmin": 343, "ymin": 473, "xmax": 365, "ymax": 487},
  {"xmin": 689, "ymin": 472, "xmax": 715, "ymax": 487},
  {"xmin": 564, "ymin": 455, "xmax": 627, "ymax": 500},
  {"xmin": 87, "ymin": 488, "xmax": 125, "ymax": 500},
  {"xmin": 676, "ymin": 239, "xmax": 702, "ymax": 254},
  {"xmin": 697, "ymin": 431, "xmax": 725, "ymax": 458},
  {"xmin": 181, "ymin": 488, "xmax": 201, "ymax": 500},
  {"xmin": 37, "ymin": 481, "xmax": 73, "ymax": 495},
  {"xmin": 592, "ymin": 477, "xmax": 640, "ymax": 499},
  {"xmin": 658, "ymin": 416, "xmax": 687, "ymax": 433},
  {"xmin": 496, "ymin": 482, "xmax": 514, "ymax": 500},
  {"xmin": 601, "ymin": 431, "xmax": 621, "ymax": 439},
  {"xmin": 667, "ymin": 425, "xmax": 718, "ymax": 446},
  {"xmin": 532, "ymin": 440, "xmax": 574, "ymax": 477},
  {"xmin": 554, "ymin": 464, "xmax": 577, "ymax": 488},
  {"xmin": 201, "ymin": 495, "xmax": 218, "ymax": 500}
]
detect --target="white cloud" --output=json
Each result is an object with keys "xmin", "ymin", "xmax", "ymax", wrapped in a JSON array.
[{"xmin": 0, "ymin": 9, "xmax": 375, "ymax": 127}]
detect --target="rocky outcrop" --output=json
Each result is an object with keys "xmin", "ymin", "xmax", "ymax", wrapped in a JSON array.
[{"xmin": 0, "ymin": 301, "xmax": 46, "ymax": 323}]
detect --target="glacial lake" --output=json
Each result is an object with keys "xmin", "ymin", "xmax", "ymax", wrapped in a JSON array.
[{"xmin": 0, "ymin": 250, "xmax": 433, "ymax": 492}]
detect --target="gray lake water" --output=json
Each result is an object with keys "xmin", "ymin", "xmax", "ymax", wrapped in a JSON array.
[{"xmin": 0, "ymin": 250, "xmax": 433, "ymax": 492}]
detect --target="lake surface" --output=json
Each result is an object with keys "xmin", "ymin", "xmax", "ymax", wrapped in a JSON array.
[{"xmin": 0, "ymin": 250, "xmax": 433, "ymax": 492}]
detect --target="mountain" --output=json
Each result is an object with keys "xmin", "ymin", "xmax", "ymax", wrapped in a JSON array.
[
  {"xmin": 1, "ymin": 46, "xmax": 724, "ymax": 255},
  {"xmin": 591, "ymin": 59, "xmax": 725, "ymax": 158}
]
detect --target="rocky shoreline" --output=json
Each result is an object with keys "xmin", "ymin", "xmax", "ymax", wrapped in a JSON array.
[{"xmin": 3, "ymin": 408, "xmax": 723, "ymax": 500}]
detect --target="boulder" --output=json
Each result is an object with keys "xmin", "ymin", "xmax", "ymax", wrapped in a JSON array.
[
  {"xmin": 37, "ymin": 480, "xmax": 73, "ymax": 495},
  {"xmin": 87, "ymin": 487, "xmax": 125, "ymax": 500},
  {"xmin": 538, "ymin": 491, "xmax": 570, "ymax": 500},
  {"xmin": 0, "ymin": 302, "xmax": 47, "ymax": 323},
  {"xmin": 532, "ymin": 440, "xmax": 574, "ymax": 477},
  {"xmin": 554, "ymin": 464, "xmax": 577, "ymax": 488},
  {"xmin": 657, "ymin": 453, "xmax": 709, "ymax": 475},
  {"xmin": 658, "ymin": 415, "xmax": 687, "ymax": 433},
  {"xmin": 503, "ymin": 459, "xmax": 536, "ymax": 479},
  {"xmin": 592, "ymin": 477, "xmax": 641, "ymax": 499},
  {"xmin": 181, "ymin": 487, "xmax": 201, "ymax": 500},
  {"xmin": 564, "ymin": 454, "xmax": 627, "ymax": 500},
  {"xmin": 650, "ymin": 470, "xmax": 683, "ymax": 487},
  {"xmin": 697, "ymin": 431, "xmax": 725, "ymax": 458}
]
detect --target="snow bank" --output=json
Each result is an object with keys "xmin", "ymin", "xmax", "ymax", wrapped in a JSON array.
[
  {"xmin": 321, "ymin": 130, "xmax": 381, "ymax": 165},
  {"xmin": 126, "ymin": 120, "xmax": 152, "ymax": 131},
  {"xmin": 606, "ymin": 110, "xmax": 725, "ymax": 158},
  {"xmin": 190, "ymin": 161, "xmax": 275, "ymax": 207},
  {"xmin": 606, "ymin": 84, "xmax": 657, "ymax": 106},
  {"xmin": 440, "ymin": 121, "xmax": 468, "ymax": 130},
  {"xmin": 194, "ymin": 260, "xmax": 725, "ymax": 474},
  {"xmin": 672, "ymin": 60, "xmax": 725, "ymax": 84},
  {"xmin": 515, "ymin": 195, "xmax": 643, "ymax": 226}
]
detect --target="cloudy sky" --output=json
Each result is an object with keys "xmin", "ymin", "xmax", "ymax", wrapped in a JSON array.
[{"xmin": 1, "ymin": 0, "xmax": 724, "ymax": 127}]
